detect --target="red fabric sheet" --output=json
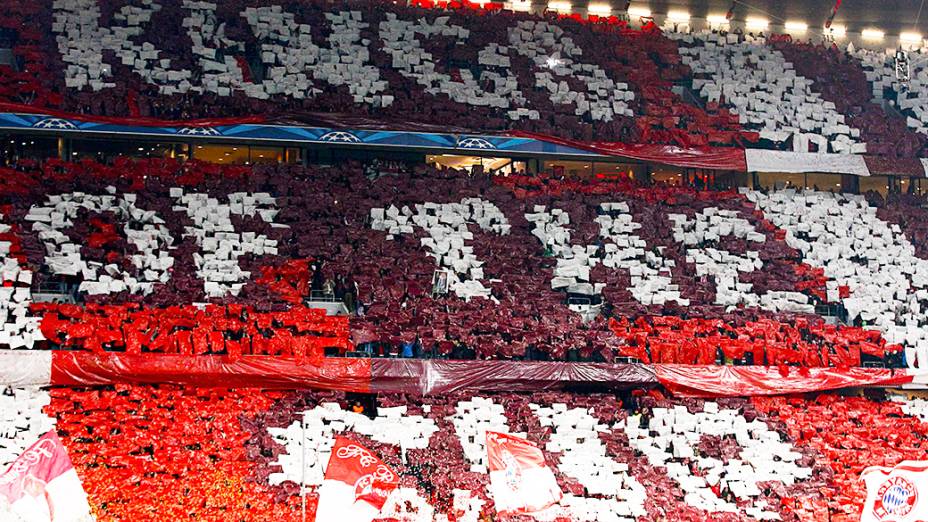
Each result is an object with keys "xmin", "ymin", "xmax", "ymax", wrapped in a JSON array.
[
  {"xmin": 49, "ymin": 352, "xmax": 372, "ymax": 392},
  {"xmin": 370, "ymin": 359, "xmax": 657, "ymax": 394},
  {"xmin": 510, "ymin": 130, "xmax": 749, "ymax": 171},
  {"xmin": 0, "ymin": 349, "xmax": 913, "ymax": 396},
  {"xmin": 654, "ymin": 364, "xmax": 913, "ymax": 397},
  {"xmin": 42, "ymin": 354, "xmax": 656, "ymax": 393},
  {"xmin": 0, "ymin": 102, "xmax": 265, "ymax": 128}
]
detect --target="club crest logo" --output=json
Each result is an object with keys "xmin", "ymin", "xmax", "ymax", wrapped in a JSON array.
[
  {"xmin": 874, "ymin": 476, "xmax": 917, "ymax": 519},
  {"xmin": 501, "ymin": 449, "xmax": 522, "ymax": 492}
]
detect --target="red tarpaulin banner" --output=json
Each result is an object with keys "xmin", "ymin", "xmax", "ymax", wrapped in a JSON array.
[
  {"xmin": 369, "ymin": 359, "xmax": 657, "ymax": 394},
  {"xmin": 654, "ymin": 364, "xmax": 914, "ymax": 397},
  {"xmin": 509, "ymin": 131, "xmax": 749, "ymax": 171},
  {"xmin": 0, "ymin": 351, "xmax": 659, "ymax": 393},
  {"xmin": 0, "ymin": 431, "xmax": 94, "ymax": 522},
  {"xmin": 50, "ymin": 352, "xmax": 373, "ymax": 392},
  {"xmin": 0, "ymin": 350, "xmax": 925, "ymax": 396},
  {"xmin": 0, "ymin": 102, "xmax": 265, "ymax": 128}
]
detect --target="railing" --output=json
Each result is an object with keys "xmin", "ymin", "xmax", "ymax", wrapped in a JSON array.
[
  {"xmin": 815, "ymin": 302, "xmax": 849, "ymax": 325},
  {"xmin": 0, "ymin": 49, "xmax": 14, "ymax": 68},
  {"xmin": 306, "ymin": 291, "xmax": 344, "ymax": 303},
  {"xmin": 31, "ymin": 280, "xmax": 78, "ymax": 304},
  {"xmin": 674, "ymin": 81, "xmax": 706, "ymax": 110}
]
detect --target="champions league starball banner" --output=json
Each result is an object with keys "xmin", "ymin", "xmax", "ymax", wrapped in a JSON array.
[{"xmin": 861, "ymin": 461, "xmax": 928, "ymax": 521}]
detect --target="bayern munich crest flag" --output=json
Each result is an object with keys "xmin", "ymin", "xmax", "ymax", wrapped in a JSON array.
[
  {"xmin": 861, "ymin": 460, "xmax": 928, "ymax": 521},
  {"xmin": 0, "ymin": 431, "xmax": 94, "ymax": 522},
  {"xmin": 314, "ymin": 436, "xmax": 399, "ymax": 522},
  {"xmin": 486, "ymin": 431, "xmax": 562, "ymax": 516}
]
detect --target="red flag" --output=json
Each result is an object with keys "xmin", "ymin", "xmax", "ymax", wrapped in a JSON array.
[
  {"xmin": 486, "ymin": 431, "xmax": 562, "ymax": 516},
  {"xmin": 0, "ymin": 430, "xmax": 94, "ymax": 522},
  {"xmin": 314, "ymin": 436, "xmax": 399, "ymax": 522}
]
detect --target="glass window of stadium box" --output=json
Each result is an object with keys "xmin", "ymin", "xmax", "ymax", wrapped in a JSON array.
[
  {"xmin": 249, "ymin": 146, "xmax": 301, "ymax": 164},
  {"xmin": 543, "ymin": 159, "xmax": 593, "ymax": 178},
  {"xmin": 756, "ymin": 172, "xmax": 806, "ymax": 190},
  {"xmin": 1, "ymin": 135, "xmax": 59, "ymax": 166},
  {"xmin": 714, "ymin": 170, "xmax": 750, "ymax": 189},
  {"xmin": 756, "ymin": 172, "xmax": 848, "ymax": 192},
  {"xmin": 650, "ymin": 167, "xmax": 684, "ymax": 186},
  {"xmin": 283, "ymin": 147, "xmax": 301, "ymax": 164},
  {"xmin": 859, "ymin": 175, "xmax": 892, "ymax": 196},
  {"xmin": 250, "ymin": 146, "xmax": 284, "ymax": 164},
  {"xmin": 70, "ymin": 139, "xmax": 187, "ymax": 162},
  {"xmin": 193, "ymin": 144, "xmax": 249, "ymax": 164},
  {"xmin": 804, "ymin": 173, "xmax": 846, "ymax": 191},
  {"xmin": 898, "ymin": 177, "xmax": 928, "ymax": 196},
  {"xmin": 427, "ymin": 154, "xmax": 525, "ymax": 176},
  {"xmin": 594, "ymin": 162, "xmax": 644, "ymax": 182},
  {"xmin": 650, "ymin": 167, "xmax": 747, "ymax": 189}
]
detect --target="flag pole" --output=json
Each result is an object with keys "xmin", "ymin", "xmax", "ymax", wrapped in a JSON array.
[{"xmin": 301, "ymin": 417, "xmax": 307, "ymax": 522}]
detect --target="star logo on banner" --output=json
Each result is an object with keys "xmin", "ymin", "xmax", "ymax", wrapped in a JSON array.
[
  {"xmin": 457, "ymin": 137, "xmax": 496, "ymax": 149},
  {"xmin": 319, "ymin": 131, "xmax": 362, "ymax": 143},
  {"xmin": 32, "ymin": 118, "xmax": 77, "ymax": 130}
]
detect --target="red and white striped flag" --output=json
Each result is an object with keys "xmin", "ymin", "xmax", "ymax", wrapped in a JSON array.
[
  {"xmin": 861, "ymin": 460, "xmax": 928, "ymax": 521},
  {"xmin": 0, "ymin": 430, "xmax": 94, "ymax": 522},
  {"xmin": 314, "ymin": 436, "xmax": 399, "ymax": 522},
  {"xmin": 486, "ymin": 431, "xmax": 562, "ymax": 516}
]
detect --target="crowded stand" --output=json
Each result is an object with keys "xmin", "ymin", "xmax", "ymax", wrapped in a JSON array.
[
  {"xmin": 2, "ymin": 0, "xmax": 748, "ymax": 145},
  {"xmin": 6, "ymin": 1, "xmax": 928, "ymax": 521},
  {"xmin": 0, "ymin": 384, "xmax": 917, "ymax": 521},
  {"xmin": 8, "ymin": 0, "xmax": 928, "ymax": 162},
  {"xmin": 669, "ymin": 30, "xmax": 864, "ymax": 154},
  {"xmin": 852, "ymin": 43, "xmax": 928, "ymax": 142},
  {"xmin": 0, "ymin": 157, "xmax": 916, "ymax": 368},
  {"xmin": 771, "ymin": 39, "xmax": 928, "ymax": 159},
  {"xmin": 8, "ymin": 0, "xmax": 928, "ymax": 158}
]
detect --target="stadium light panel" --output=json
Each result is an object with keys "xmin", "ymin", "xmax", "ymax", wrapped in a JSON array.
[
  {"xmin": 784, "ymin": 21, "xmax": 808, "ymax": 33},
  {"xmin": 628, "ymin": 6, "xmax": 652, "ymax": 18},
  {"xmin": 667, "ymin": 11, "xmax": 691, "ymax": 22},
  {"xmin": 548, "ymin": 1, "xmax": 571, "ymax": 12},
  {"xmin": 706, "ymin": 14, "xmax": 730, "ymax": 27},
  {"xmin": 862, "ymin": 28, "xmax": 885, "ymax": 41},
  {"xmin": 901, "ymin": 31, "xmax": 923, "ymax": 43},
  {"xmin": 828, "ymin": 24, "xmax": 847, "ymax": 37},
  {"xmin": 745, "ymin": 17, "xmax": 769, "ymax": 31},
  {"xmin": 587, "ymin": 3, "xmax": 611, "ymax": 16}
]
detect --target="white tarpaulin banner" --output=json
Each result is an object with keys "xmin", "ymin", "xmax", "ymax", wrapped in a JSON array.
[
  {"xmin": 861, "ymin": 460, "xmax": 928, "ymax": 521},
  {"xmin": 745, "ymin": 149, "xmax": 871, "ymax": 176}
]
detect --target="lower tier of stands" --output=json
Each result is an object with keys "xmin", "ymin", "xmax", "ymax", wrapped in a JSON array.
[{"xmin": 3, "ymin": 384, "xmax": 924, "ymax": 521}]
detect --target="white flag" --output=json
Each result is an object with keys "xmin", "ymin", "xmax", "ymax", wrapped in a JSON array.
[
  {"xmin": 486, "ymin": 431, "xmax": 562, "ymax": 516},
  {"xmin": 0, "ymin": 430, "xmax": 94, "ymax": 522},
  {"xmin": 861, "ymin": 460, "xmax": 928, "ymax": 521}
]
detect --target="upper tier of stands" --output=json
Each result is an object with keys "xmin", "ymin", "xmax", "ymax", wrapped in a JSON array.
[
  {"xmin": 0, "ymin": 0, "xmax": 749, "ymax": 146},
  {"xmin": 1, "ymin": 157, "xmax": 928, "ymax": 369},
  {"xmin": 8, "ymin": 0, "xmax": 928, "ymax": 158}
]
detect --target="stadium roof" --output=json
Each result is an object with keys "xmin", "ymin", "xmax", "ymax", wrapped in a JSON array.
[{"xmin": 545, "ymin": 0, "xmax": 928, "ymax": 37}]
